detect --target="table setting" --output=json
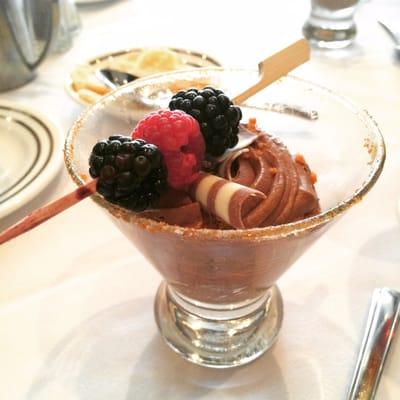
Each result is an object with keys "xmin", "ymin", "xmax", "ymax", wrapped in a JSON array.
[{"xmin": 0, "ymin": 0, "xmax": 400, "ymax": 399}]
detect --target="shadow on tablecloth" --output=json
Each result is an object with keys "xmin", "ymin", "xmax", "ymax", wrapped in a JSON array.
[{"xmin": 25, "ymin": 296, "xmax": 289, "ymax": 400}]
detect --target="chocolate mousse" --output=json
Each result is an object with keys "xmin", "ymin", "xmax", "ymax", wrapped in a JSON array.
[
  {"xmin": 88, "ymin": 86, "xmax": 320, "ymax": 231},
  {"xmin": 219, "ymin": 135, "xmax": 320, "ymax": 227},
  {"xmin": 139, "ymin": 128, "xmax": 320, "ymax": 229},
  {"xmin": 84, "ymin": 86, "xmax": 322, "ymax": 306}
]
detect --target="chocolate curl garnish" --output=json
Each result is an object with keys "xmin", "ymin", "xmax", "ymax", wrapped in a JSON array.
[{"xmin": 190, "ymin": 172, "xmax": 266, "ymax": 229}]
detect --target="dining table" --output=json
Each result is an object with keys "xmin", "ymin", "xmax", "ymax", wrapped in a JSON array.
[{"xmin": 1, "ymin": 0, "xmax": 400, "ymax": 399}]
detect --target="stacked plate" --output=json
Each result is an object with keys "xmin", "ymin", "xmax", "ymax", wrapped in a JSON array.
[{"xmin": 0, "ymin": 101, "xmax": 62, "ymax": 218}]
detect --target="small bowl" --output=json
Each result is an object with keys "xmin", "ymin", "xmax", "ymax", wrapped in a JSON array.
[{"xmin": 65, "ymin": 68, "xmax": 385, "ymax": 368}]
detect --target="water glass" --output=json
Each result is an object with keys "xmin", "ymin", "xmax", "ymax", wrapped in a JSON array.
[
  {"xmin": 51, "ymin": 0, "xmax": 81, "ymax": 54},
  {"xmin": 303, "ymin": 0, "xmax": 360, "ymax": 49}
]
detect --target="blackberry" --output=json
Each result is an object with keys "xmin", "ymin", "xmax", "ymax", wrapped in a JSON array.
[
  {"xmin": 89, "ymin": 135, "xmax": 168, "ymax": 212},
  {"xmin": 169, "ymin": 86, "xmax": 242, "ymax": 157}
]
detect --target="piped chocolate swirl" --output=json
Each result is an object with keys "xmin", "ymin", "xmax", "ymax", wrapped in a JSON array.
[{"xmin": 219, "ymin": 135, "xmax": 320, "ymax": 227}]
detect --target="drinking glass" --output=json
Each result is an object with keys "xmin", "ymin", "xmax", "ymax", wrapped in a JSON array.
[
  {"xmin": 0, "ymin": 0, "xmax": 60, "ymax": 91},
  {"xmin": 51, "ymin": 0, "xmax": 81, "ymax": 54},
  {"xmin": 303, "ymin": 0, "xmax": 361, "ymax": 48},
  {"xmin": 65, "ymin": 68, "xmax": 385, "ymax": 368}
]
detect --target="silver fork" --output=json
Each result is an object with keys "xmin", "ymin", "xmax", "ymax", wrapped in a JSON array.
[{"xmin": 347, "ymin": 288, "xmax": 400, "ymax": 400}]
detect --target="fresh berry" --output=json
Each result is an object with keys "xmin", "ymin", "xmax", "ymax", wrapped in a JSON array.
[
  {"xmin": 168, "ymin": 87, "xmax": 242, "ymax": 157},
  {"xmin": 131, "ymin": 110, "xmax": 205, "ymax": 189},
  {"xmin": 89, "ymin": 135, "xmax": 168, "ymax": 211}
]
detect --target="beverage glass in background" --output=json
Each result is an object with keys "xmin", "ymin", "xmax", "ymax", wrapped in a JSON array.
[
  {"xmin": 303, "ymin": 0, "xmax": 361, "ymax": 49},
  {"xmin": 0, "ymin": 0, "xmax": 60, "ymax": 92},
  {"xmin": 51, "ymin": 0, "xmax": 81, "ymax": 54}
]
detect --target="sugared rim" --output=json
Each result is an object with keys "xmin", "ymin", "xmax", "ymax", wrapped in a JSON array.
[{"xmin": 64, "ymin": 68, "xmax": 386, "ymax": 241}]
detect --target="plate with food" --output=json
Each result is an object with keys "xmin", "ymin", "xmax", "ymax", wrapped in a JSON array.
[{"xmin": 67, "ymin": 47, "xmax": 221, "ymax": 107}]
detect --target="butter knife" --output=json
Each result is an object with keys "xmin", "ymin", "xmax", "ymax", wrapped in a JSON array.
[{"xmin": 347, "ymin": 288, "xmax": 400, "ymax": 400}]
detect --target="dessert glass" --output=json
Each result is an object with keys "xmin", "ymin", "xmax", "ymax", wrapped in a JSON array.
[{"xmin": 65, "ymin": 68, "xmax": 385, "ymax": 368}]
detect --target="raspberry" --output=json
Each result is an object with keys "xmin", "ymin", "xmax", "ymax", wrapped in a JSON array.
[{"xmin": 132, "ymin": 110, "xmax": 205, "ymax": 189}]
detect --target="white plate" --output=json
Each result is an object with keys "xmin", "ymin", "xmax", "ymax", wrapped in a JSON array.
[{"xmin": 0, "ymin": 101, "xmax": 63, "ymax": 218}]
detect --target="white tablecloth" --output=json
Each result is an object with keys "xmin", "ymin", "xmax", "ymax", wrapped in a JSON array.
[{"xmin": 1, "ymin": 0, "xmax": 400, "ymax": 399}]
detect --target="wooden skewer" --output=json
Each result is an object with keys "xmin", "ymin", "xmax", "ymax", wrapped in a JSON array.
[
  {"xmin": 0, "ymin": 179, "xmax": 97, "ymax": 245},
  {"xmin": 232, "ymin": 39, "xmax": 310, "ymax": 105},
  {"xmin": 0, "ymin": 39, "xmax": 310, "ymax": 246}
]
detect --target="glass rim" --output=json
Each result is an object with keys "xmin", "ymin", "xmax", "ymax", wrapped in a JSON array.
[{"xmin": 64, "ymin": 68, "xmax": 386, "ymax": 241}]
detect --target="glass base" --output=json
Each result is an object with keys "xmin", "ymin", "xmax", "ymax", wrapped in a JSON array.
[
  {"xmin": 303, "ymin": 22, "xmax": 356, "ymax": 49},
  {"xmin": 154, "ymin": 282, "xmax": 283, "ymax": 368}
]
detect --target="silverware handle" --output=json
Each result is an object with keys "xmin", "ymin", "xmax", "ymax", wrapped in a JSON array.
[
  {"xmin": 243, "ymin": 102, "xmax": 319, "ymax": 120},
  {"xmin": 347, "ymin": 288, "xmax": 400, "ymax": 400},
  {"xmin": 377, "ymin": 21, "xmax": 400, "ymax": 46}
]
